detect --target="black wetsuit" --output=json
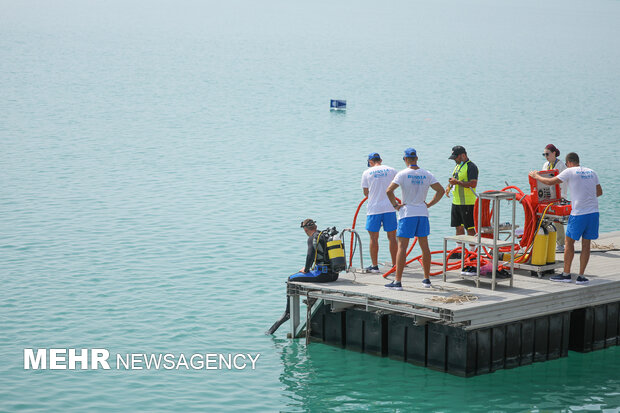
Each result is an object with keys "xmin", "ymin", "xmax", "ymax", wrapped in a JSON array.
[
  {"xmin": 288, "ymin": 231, "xmax": 338, "ymax": 282},
  {"xmin": 266, "ymin": 231, "xmax": 338, "ymax": 335}
]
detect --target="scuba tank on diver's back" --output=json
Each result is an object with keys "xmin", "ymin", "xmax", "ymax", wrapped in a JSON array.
[
  {"xmin": 314, "ymin": 227, "xmax": 347, "ymax": 274},
  {"xmin": 326, "ymin": 239, "xmax": 346, "ymax": 273}
]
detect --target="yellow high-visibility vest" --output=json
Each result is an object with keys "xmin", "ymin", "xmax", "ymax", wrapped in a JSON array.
[{"xmin": 452, "ymin": 161, "xmax": 477, "ymax": 205}]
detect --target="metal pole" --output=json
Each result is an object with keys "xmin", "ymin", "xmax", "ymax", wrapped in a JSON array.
[
  {"xmin": 511, "ymin": 194, "xmax": 515, "ymax": 287},
  {"xmin": 492, "ymin": 197, "xmax": 500, "ymax": 291},
  {"xmin": 289, "ymin": 294, "xmax": 300, "ymax": 339},
  {"xmin": 443, "ymin": 237, "xmax": 448, "ymax": 282},
  {"xmin": 476, "ymin": 195, "xmax": 482, "ymax": 288},
  {"xmin": 305, "ymin": 293, "xmax": 311, "ymax": 344}
]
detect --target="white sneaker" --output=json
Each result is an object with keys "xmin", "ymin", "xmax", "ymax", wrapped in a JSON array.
[{"xmin": 556, "ymin": 245, "xmax": 565, "ymax": 253}]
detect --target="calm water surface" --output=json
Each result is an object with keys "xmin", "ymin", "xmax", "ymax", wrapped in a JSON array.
[{"xmin": 1, "ymin": 0, "xmax": 619, "ymax": 411}]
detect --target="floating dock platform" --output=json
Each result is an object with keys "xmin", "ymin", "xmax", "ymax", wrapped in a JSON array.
[{"xmin": 287, "ymin": 232, "xmax": 620, "ymax": 377}]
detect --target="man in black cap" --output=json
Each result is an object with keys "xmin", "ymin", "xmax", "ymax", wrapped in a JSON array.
[{"xmin": 446, "ymin": 146, "xmax": 479, "ymax": 243}]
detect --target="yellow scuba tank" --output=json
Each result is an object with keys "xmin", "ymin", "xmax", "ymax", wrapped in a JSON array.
[
  {"xmin": 546, "ymin": 223, "xmax": 557, "ymax": 264},
  {"xmin": 531, "ymin": 226, "xmax": 549, "ymax": 266},
  {"xmin": 313, "ymin": 227, "xmax": 347, "ymax": 273},
  {"xmin": 326, "ymin": 239, "xmax": 346, "ymax": 272}
]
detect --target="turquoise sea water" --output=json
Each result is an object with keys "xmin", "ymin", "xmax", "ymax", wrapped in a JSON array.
[{"xmin": 1, "ymin": 0, "xmax": 619, "ymax": 411}]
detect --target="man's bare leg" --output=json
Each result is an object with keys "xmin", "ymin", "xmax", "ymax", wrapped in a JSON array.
[
  {"xmin": 564, "ymin": 237, "xmax": 575, "ymax": 274},
  {"xmin": 417, "ymin": 236, "xmax": 431, "ymax": 279},
  {"xmin": 368, "ymin": 231, "xmax": 379, "ymax": 267},
  {"xmin": 387, "ymin": 230, "xmax": 397, "ymax": 267},
  {"xmin": 579, "ymin": 238, "xmax": 591, "ymax": 275},
  {"xmin": 395, "ymin": 237, "xmax": 410, "ymax": 283}
]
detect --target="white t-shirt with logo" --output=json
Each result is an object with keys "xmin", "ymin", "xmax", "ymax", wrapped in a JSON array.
[
  {"xmin": 392, "ymin": 167, "xmax": 439, "ymax": 218},
  {"xmin": 361, "ymin": 165, "xmax": 397, "ymax": 215},
  {"xmin": 557, "ymin": 166, "xmax": 600, "ymax": 216}
]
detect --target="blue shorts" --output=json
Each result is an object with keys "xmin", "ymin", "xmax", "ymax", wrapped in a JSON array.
[
  {"xmin": 366, "ymin": 212, "xmax": 397, "ymax": 232},
  {"xmin": 397, "ymin": 216, "xmax": 430, "ymax": 238},
  {"xmin": 566, "ymin": 212, "xmax": 599, "ymax": 241}
]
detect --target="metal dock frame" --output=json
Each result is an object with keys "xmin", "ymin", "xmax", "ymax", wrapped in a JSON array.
[{"xmin": 442, "ymin": 191, "xmax": 516, "ymax": 290}]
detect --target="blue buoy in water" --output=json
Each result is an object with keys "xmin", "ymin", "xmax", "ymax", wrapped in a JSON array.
[{"xmin": 330, "ymin": 99, "xmax": 346, "ymax": 111}]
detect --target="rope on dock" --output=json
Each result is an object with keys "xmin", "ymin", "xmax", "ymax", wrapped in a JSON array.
[
  {"xmin": 431, "ymin": 284, "xmax": 471, "ymax": 293},
  {"xmin": 424, "ymin": 294, "xmax": 479, "ymax": 305},
  {"xmin": 591, "ymin": 241, "xmax": 619, "ymax": 251}
]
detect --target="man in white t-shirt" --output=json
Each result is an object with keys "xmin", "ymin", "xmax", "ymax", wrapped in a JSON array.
[
  {"xmin": 361, "ymin": 153, "xmax": 398, "ymax": 273},
  {"xmin": 529, "ymin": 152, "xmax": 603, "ymax": 285},
  {"xmin": 385, "ymin": 148, "xmax": 444, "ymax": 290}
]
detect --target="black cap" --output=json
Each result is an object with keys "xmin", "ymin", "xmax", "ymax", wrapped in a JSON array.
[{"xmin": 448, "ymin": 145, "xmax": 466, "ymax": 160}]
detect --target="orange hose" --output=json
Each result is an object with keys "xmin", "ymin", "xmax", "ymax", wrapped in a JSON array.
[
  {"xmin": 502, "ymin": 186, "xmax": 524, "ymax": 196},
  {"xmin": 349, "ymin": 197, "xmax": 368, "ymax": 266},
  {"xmin": 351, "ymin": 196, "xmax": 400, "ymax": 267},
  {"xmin": 382, "ymin": 236, "xmax": 417, "ymax": 278},
  {"xmin": 383, "ymin": 245, "xmax": 479, "ymax": 278},
  {"xmin": 473, "ymin": 193, "xmax": 493, "ymax": 235}
]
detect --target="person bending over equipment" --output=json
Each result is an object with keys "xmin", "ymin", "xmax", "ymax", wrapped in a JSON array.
[
  {"xmin": 529, "ymin": 152, "xmax": 603, "ymax": 285},
  {"xmin": 361, "ymin": 152, "xmax": 398, "ymax": 272},
  {"xmin": 385, "ymin": 148, "xmax": 444, "ymax": 290}
]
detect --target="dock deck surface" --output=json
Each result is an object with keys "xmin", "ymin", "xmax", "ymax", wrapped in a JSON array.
[{"xmin": 290, "ymin": 232, "xmax": 620, "ymax": 329}]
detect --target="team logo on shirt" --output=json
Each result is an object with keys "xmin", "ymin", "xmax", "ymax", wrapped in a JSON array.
[
  {"xmin": 407, "ymin": 174, "xmax": 427, "ymax": 184},
  {"xmin": 370, "ymin": 168, "xmax": 392, "ymax": 178},
  {"xmin": 576, "ymin": 170, "xmax": 595, "ymax": 180}
]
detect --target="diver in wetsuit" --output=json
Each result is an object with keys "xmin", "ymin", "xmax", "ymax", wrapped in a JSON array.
[
  {"xmin": 288, "ymin": 219, "xmax": 339, "ymax": 283},
  {"xmin": 266, "ymin": 219, "xmax": 340, "ymax": 335}
]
